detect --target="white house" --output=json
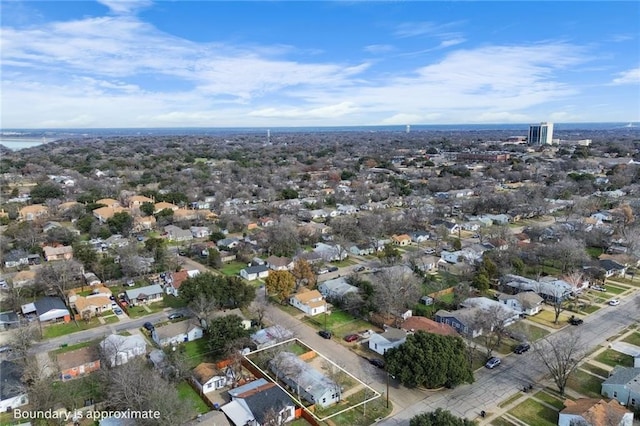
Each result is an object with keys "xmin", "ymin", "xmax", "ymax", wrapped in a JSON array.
[
  {"xmin": 317, "ymin": 277, "xmax": 358, "ymax": 300},
  {"xmin": 0, "ymin": 361, "xmax": 28, "ymax": 413},
  {"xmin": 192, "ymin": 362, "xmax": 234, "ymax": 393},
  {"xmin": 461, "ymin": 297, "xmax": 521, "ymax": 326},
  {"xmin": 251, "ymin": 325, "xmax": 294, "ymax": 350},
  {"xmin": 368, "ymin": 328, "xmax": 407, "ymax": 355},
  {"xmin": 240, "ymin": 264, "xmax": 270, "ymax": 281},
  {"xmin": 152, "ymin": 320, "xmax": 204, "ymax": 347},
  {"xmin": 99, "ymin": 334, "xmax": 147, "ymax": 367},
  {"xmin": 498, "ymin": 292, "xmax": 544, "ymax": 316},
  {"xmin": 289, "ymin": 290, "xmax": 327, "ymax": 316},
  {"xmin": 313, "ymin": 243, "xmax": 348, "ymax": 261}
]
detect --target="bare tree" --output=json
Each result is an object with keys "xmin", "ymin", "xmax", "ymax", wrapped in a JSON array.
[
  {"xmin": 8, "ymin": 323, "xmax": 40, "ymax": 359},
  {"xmin": 249, "ymin": 297, "xmax": 268, "ymax": 329},
  {"xmin": 372, "ymin": 266, "xmax": 421, "ymax": 325},
  {"xmin": 533, "ymin": 332, "xmax": 586, "ymax": 395},
  {"xmin": 35, "ymin": 259, "xmax": 83, "ymax": 307},
  {"xmin": 473, "ymin": 305, "xmax": 514, "ymax": 359},
  {"xmin": 188, "ymin": 293, "xmax": 217, "ymax": 327}
]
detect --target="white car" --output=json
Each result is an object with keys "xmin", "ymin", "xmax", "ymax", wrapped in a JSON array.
[{"xmin": 608, "ymin": 299, "xmax": 620, "ymax": 306}]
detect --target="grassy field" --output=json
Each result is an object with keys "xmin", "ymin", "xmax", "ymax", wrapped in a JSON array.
[
  {"xmin": 51, "ymin": 339, "xmax": 100, "ymax": 355},
  {"xmin": 176, "ymin": 381, "xmax": 210, "ymax": 415},
  {"xmin": 594, "ymin": 349, "xmax": 635, "ymax": 368},
  {"xmin": 507, "ymin": 321, "xmax": 550, "ymax": 342},
  {"xmin": 623, "ymin": 332, "xmax": 640, "ymax": 346},
  {"xmin": 580, "ymin": 305, "xmax": 601, "ymax": 315},
  {"xmin": 103, "ymin": 315, "xmax": 120, "ymax": 324},
  {"xmin": 163, "ymin": 294, "xmax": 188, "ymax": 308},
  {"xmin": 566, "ymin": 370, "xmax": 604, "ymax": 398},
  {"xmin": 580, "ymin": 363, "xmax": 610, "ymax": 378},
  {"xmin": 220, "ymin": 261, "xmax": 247, "ymax": 276},
  {"xmin": 527, "ymin": 309, "xmax": 571, "ymax": 329},
  {"xmin": 491, "ymin": 418, "xmax": 516, "ymax": 426},
  {"xmin": 180, "ymin": 338, "xmax": 211, "ymax": 368},
  {"xmin": 305, "ymin": 310, "xmax": 374, "ymax": 337},
  {"xmin": 498, "ymin": 393, "xmax": 524, "ymax": 408},
  {"xmin": 43, "ymin": 318, "xmax": 102, "ymax": 339},
  {"xmin": 603, "ymin": 285, "xmax": 627, "ymax": 295},
  {"xmin": 533, "ymin": 391, "xmax": 565, "ymax": 410},
  {"xmin": 316, "ymin": 390, "xmax": 391, "ymax": 426},
  {"xmin": 509, "ymin": 399, "xmax": 558, "ymax": 426},
  {"xmin": 127, "ymin": 303, "xmax": 165, "ymax": 318}
]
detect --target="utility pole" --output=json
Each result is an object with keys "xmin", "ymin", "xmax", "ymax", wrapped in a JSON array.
[{"xmin": 386, "ymin": 371, "xmax": 390, "ymax": 408}]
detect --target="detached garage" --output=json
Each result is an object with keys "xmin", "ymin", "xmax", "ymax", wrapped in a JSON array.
[{"xmin": 21, "ymin": 297, "xmax": 70, "ymax": 323}]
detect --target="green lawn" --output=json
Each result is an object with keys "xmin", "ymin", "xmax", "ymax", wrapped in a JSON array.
[
  {"xmin": 566, "ymin": 369, "xmax": 604, "ymax": 398},
  {"xmin": 533, "ymin": 391, "xmax": 565, "ymax": 410},
  {"xmin": 305, "ymin": 310, "xmax": 374, "ymax": 336},
  {"xmin": 176, "ymin": 381, "xmax": 210, "ymax": 415},
  {"xmin": 163, "ymin": 294, "xmax": 188, "ymax": 308},
  {"xmin": 580, "ymin": 363, "xmax": 610, "ymax": 378},
  {"xmin": 586, "ymin": 247, "xmax": 604, "ymax": 259},
  {"xmin": 623, "ymin": 332, "xmax": 640, "ymax": 346},
  {"xmin": 594, "ymin": 349, "xmax": 635, "ymax": 368},
  {"xmin": 220, "ymin": 261, "xmax": 246, "ymax": 276},
  {"xmin": 180, "ymin": 338, "xmax": 211, "ymax": 368},
  {"xmin": 580, "ymin": 305, "xmax": 601, "ymax": 315},
  {"xmin": 527, "ymin": 309, "xmax": 571, "ymax": 329},
  {"xmin": 316, "ymin": 390, "xmax": 391, "ymax": 426},
  {"xmin": 491, "ymin": 418, "xmax": 516, "ymax": 426},
  {"xmin": 333, "ymin": 258, "xmax": 357, "ymax": 267},
  {"xmin": 42, "ymin": 318, "xmax": 102, "ymax": 339},
  {"xmin": 127, "ymin": 303, "xmax": 165, "ymax": 318},
  {"xmin": 604, "ymin": 285, "xmax": 627, "ymax": 295},
  {"xmin": 103, "ymin": 315, "xmax": 120, "ymax": 324},
  {"xmin": 508, "ymin": 399, "xmax": 558, "ymax": 426},
  {"xmin": 507, "ymin": 321, "xmax": 550, "ymax": 342}
]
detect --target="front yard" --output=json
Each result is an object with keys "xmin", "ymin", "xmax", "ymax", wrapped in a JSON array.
[
  {"xmin": 304, "ymin": 310, "xmax": 375, "ymax": 337},
  {"xmin": 527, "ymin": 309, "xmax": 572, "ymax": 329},
  {"xmin": 507, "ymin": 321, "xmax": 550, "ymax": 342},
  {"xmin": 42, "ymin": 318, "xmax": 102, "ymax": 339},
  {"xmin": 594, "ymin": 348, "xmax": 635, "ymax": 368},
  {"xmin": 313, "ymin": 389, "xmax": 391, "ymax": 426},
  {"xmin": 508, "ymin": 398, "xmax": 558, "ymax": 426},
  {"xmin": 566, "ymin": 369, "xmax": 604, "ymax": 398}
]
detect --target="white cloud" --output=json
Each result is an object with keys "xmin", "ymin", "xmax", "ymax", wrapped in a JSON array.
[
  {"xmin": 394, "ymin": 21, "xmax": 464, "ymax": 38},
  {"xmin": 364, "ymin": 44, "xmax": 395, "ymax": 54},
  {"xmin": 438, "ymin": 38, "xmax": 466, "ymax": 48},
  {"xmin": 97, "ymin": 0, "xmax": 153, "ymax": 15},
  {"xmin": 611, "ymin": 67, "xmax": 640, "ymax": 85},
  {"xmin": 248, "ymin": 102, "xmax": 359, "ymax": 119}
]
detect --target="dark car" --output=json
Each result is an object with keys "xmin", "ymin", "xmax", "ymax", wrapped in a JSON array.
[
  {"xmin": 355, "ymin": 266, "xmax": 366, "ymax": 272},
  {"xmin": 319, "ymin": 330, "xmax": 332, "ymax": 339},
  {"xmin": 369, "ymin": 358, "xmax": 385, "ymax": 368},
  {"xmin": 485, "ymin": 357, "xmax": 501, "ymax": 369},
  {"xmin": 569, "ymin": 315, "xmax": 583, "ymax": 326},
  {"xmin": 514, "ymin": 343, "xmax": 531, "ymax": 354},
  {"xmin": 143, "ymin": 322, "xmax": 154, "ymax": 331},
  {"xmin": 328, "ymin": 266, "xmax": 339, "ymax": 272},
  {"xmin": 168, "ymin": 313, "xmax": 184, "ymax": 320},
  {"xmin": 344, "ymin": 334, "xmax": 359, "ymax": 342}
]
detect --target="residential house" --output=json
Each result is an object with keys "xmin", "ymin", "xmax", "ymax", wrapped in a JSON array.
[
  {"xmin": 218, "ymin": 238, "xmax": 240, "ymax": 249},
  {"xmin": 3, "ymin": 250, "xmax": 29, "ymax": 268},
  {"xmin": 391, "ymin": 234, "xmax": 412, "ymax": 246},
  {"xmin": 173, "ymin": 208, "xmax": 200, "ymax": 221},
  {"xmin": 164, "ymin": 225, "xmax": 193, "ymax": 242},
  {"xmin": 42, "ymin": 221, "xmax": 62, "ymax": 233},
  {"xmin": 43, "ymin": 245, "xmax": 73, "ymax": 262},
  {"xmin": 192, "ymin": 362, "xmax": 234, "ymax": 393},
  {"xmin": 400, "ymin": 316, "xmax": 458, "ymax": 337},
  {"xmin": 124, "ymin": 284, "xmax": 164, "ymax": 306},
  {"xmin": 222, "ymin": 380, "xmax": 297, "ymax": 426},
  {"xmin": 0, "ymin": 360, "xmax": 28, "ymax": 413},
  {"xmin": 411, "ymin": 255, "xmax": 439, "ymax": 273},
  {"xmin": 219, "ymin": 250, "xmax": 237, "ymax": 263},
  {"xmin": 461, "ymin": 297, "xmax": 521, "ymax": 326},
  {"xmin": 435, "ymin": 308, "xmax": 484, "ymax": 337},
  {"xmin": 431, "ymin": 219, "xmax": 459, "ymax": 234},
  {"xmin": 190, "ymin": 226, "xmax": 210, "ymax": 239},
  {"xmin": 296, "ymin": 251, "xmax": 325, "ymax": 265},
  {"xmin": 266, "ymin": 255, "xmax": 294, "ymax": 271},
  {"xmin": 317, "ymin": 277, "xmax": 359, "ymax": 300},
  {"xmin": 558, "ymin": 398, "xmax": 634, "ymax": 426},
  {"xmin": 270, "ymin": 351, "xmax": 341, "ymax": 408},
  {"xmin": 251, "ymin": 325, "xmax": 294, "ymax": 350},
  {"xmin": 93, "ymin": 206, "xmax": 126, "ymax": 223},
  {"xmin": 128, "ymin": 195, "xmax": 154, "ymax": 209},
  {"xmin": 599, "ymin": 259, "xmax": 627, "ymax": 278},
  {"xmin": 95, "ymin": 198, "xmax": 121, "ymax": 209},
  {"xmin": 0, "ymin": 311, "xmax": 19, "ymax": 331},
  {"xmin": 21, "ymin": 297, "xmax": 70, "ymax": 323},
  {"xmin": 57, "ymin": 346, "xmax": 101, "ymax": 381},
  {"xmin": 259, "ymin": 217, "xmax": 276, "ymax": 227},
  {"xmin": 289, "ymin": 289, "xmax": 327, "ymax": 316},
  {"xmin": 154, "ymin": 202, "xmax": 179, "ymax": 213},
  {"xmin": 240, "ymin": 264, "xmax": 270, "ymax": 281},
  {"xmin": 133, "ymin": 215, "xmax": 156, "ymax": 231},
  {"xmin": 152, "ymin": 320, "xmax": 204, "ymax": 347},
  {"xmin": 368, "ymin": 328, "xmax": 407, "ymax": 355},
  {"xmin": 503, "ymin": 274, "xmax": 573, "ymax": 303},
  {"xmin": 99, "ymin": 334, "xmax": 147, "ymax": 367},
  {"xmin": 601, "ymin": 367, "xmax": 640, "ymax": 408},
  {"xmin": 18, "ymin": 204, "xmax": 48, "ymax": 221},
  {"xmin": 410, "ymin": 231, "xmax": 430, "ymax": 243},
  {"xmin": 166, "ymin": 269, "xmax": 200, "ymax": 297},
  {"xmin": 313, "ymin": 243, "xmax": 347, "ymax": 261},
  {"xmin": 349, "ymin": 244, "xmax": 375, "ymax": 256},
  {"xmin": 83, "ymin": 272, "xmax": 101, "ymax": 286},
  {"xmin": 498, "ymin": 292, "xmax": 544, "ymax": 316},
  {"xmin": 71, "ymin": 293, "xmax": 113, "ymax": 319}
]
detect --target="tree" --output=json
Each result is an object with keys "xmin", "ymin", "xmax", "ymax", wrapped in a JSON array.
[
  {"xmin": 265, "ymin": 270, "xmax": 296, "ymax": 304},
  {"xmin": 385, "ymin": 332, "xmax": 474, "ymax": 389},
  {"xmin": 207, "ymin": 314, "xmax": 251, "ymax": 357},
  {"xmin": 473, "ymin": 305, "xmax": 513, "ymax": 359},
  {"xmin": 36, "ymin": 259, "xmax": 83, "ymax": 306},
  {"xmin": 188, "ymin": 292, "xmax": 218, "ymax": 326},
  {"xmin": 207, "ymin": 247, "xmax": 222, "ymax": 269},
  {"xmin": 265, "ymin": 220, "xmax": 299, "ymax": 257},
  {"xmin": 140, "ymin": 201, "xmax": 155, "ymax": 216},
  {"xmin": 107, "ymin": 211, "xmax": 133, "ymax": 236},
  {"xmin": 410, "ymin": 409, "xmax": 477, "ymax": 426},
  {"xmin": 29, "ymin": 183, "xmax": 63, "ymax": 203},
  {"xmin": 372, "ymin": 266, "xmax": 421, "ymax": 324},
  {"xmin": 179, "ymin": 272, "xmax": 255, "ymax": 309},
  {"xmin": 72, "ymin": 241, "xmax": 98, "ymax": 270},
  {"xmin": 379, "ymin": 243, "xmax": 402, "ymax": 265},
  {"xmin": 145, "ymin": 237, "xmax": 168, "ymax": 271},
  {"xmin": 291, "ymin": 259, "xmax": 316, "ymax": 290},
  {"xmin": 534, "ymin": 332, "xmax": 586, "ymax": 395}
]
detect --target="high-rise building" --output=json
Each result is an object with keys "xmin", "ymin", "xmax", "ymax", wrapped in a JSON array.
[{"xmin": 528, "ymin": 122, "xmax": 554, "ymax": 145}]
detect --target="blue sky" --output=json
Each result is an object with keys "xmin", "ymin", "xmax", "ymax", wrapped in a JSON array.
[{"xmin": 1, "ymin": 1, "xmax": 639, "ymax": 128}]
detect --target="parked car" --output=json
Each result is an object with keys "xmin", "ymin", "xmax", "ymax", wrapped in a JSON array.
[
  {"xmin": 514, "ymin": 343, "xmax": 531, "ymax": 354},
  {"xmin": 355, "ymin": 266, "xmax": 366, "ymax": 272},
  {"xmin": 318, "ymin": 330, "xmax": 332, "ymax": 339},
  {"xmin": 143, "ymin": 322, "xmax": 154, "ymax": 331},
  {"xmin": 369, "ymin": 358, "xmax": 385, "ymax": 368},
  {"xmin": 344, "ymin": 334, "xmax": 359, "ymax": 342},
  {"xmin": 168, "ymin": 313, "xmax": 184, "ymax": 320},
  {"xmin": 590, "ymin": 285, "xmax": 606, "ymax": 292},
  {"xmin": 568, "ymin": 315, "xmax": 584, "ymax": 325},
  {"xmin": 113, "ymin": 308, "xmax": 123, "ymax": 315},
  {"xmin": 485, "ymin": 357, "xmax": 501, "ymax": 369},
  {"xmin": 328, "ymin": 266, "xmax": 338, "ymax": 272},
  {"xmin": 317, "ymin": 268, "xmax": 329, "ymax": 275},
  {"xmin": 125, "ymin": 279, "xmax": 135, "ymax": 287},
  {"xmin": 608, "ymin": 299, "xmax": 620, "ymax": 306}
]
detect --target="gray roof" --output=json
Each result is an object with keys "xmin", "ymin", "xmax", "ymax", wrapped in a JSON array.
[
  {"xmin": 270, "ymin": 352, "xmax": 339, "ymax": 402},
  {"xmin": 125, "ymin": 284, "xmax": 163, "ymax": 300},
  {"xmin": 0, "ymin": 311, "xmax": 19, "ymax": 324},
  {"xmin": 0, "ymin": 360, "xmax": 25, "ymax": 400},
  {"xmin": 34, "ymin": 296, "xmax": 67, "ymax": 314},
  {"xmin": 241, "ymin": 384, "xmax": 295, "ymax": 425},
  {"xmin": 603, "ymin": 367, "xmax": 640, "ymax": 388},
  {"xmin": 318, "ymin": 277, "xmax": 358, "ymax": 296},
  {"xmin": 153, "ymin": 320, "xmax": 202, "ymax": 340},
  {"xmin": 243, "ymin": 264, "xmax": 269, "ymax": 275},
  {"xmin": 228, "ymin": 378, "xmax": 270, "ymax": 399}
]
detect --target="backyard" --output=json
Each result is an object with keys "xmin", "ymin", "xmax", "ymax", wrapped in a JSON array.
[
  {"xmin": 220, "ymin": 261, "xmax": 246, "ymax": 277},
  {"xmin": 177, "ymin": 381, "xmax": 210, "ymax": 415}
]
